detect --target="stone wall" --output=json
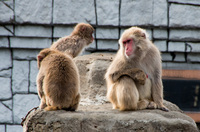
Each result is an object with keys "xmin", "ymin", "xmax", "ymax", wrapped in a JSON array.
[{"xmin": 0, "ymin": 0, "xmax": 200, "ymax": 131}]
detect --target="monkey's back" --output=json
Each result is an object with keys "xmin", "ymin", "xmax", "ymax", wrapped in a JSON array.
[
  {"xmin": 50, "ymin": 35, "xmax": 86, "ymax": 58},
  {"xmin": 41, "ymin": 52, "xmax": 80, "ymax": 107}
]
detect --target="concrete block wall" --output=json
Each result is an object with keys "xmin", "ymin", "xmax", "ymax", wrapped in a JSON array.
[{"xmin": 0, "ymin": 0, "xmax": 200, "ymax": 131}]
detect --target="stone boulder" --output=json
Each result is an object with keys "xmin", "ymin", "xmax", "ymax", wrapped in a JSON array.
[
  {"xmin": 22, "ymin": 53, "xmax": 199, "ymax": 132},
  {"xmin": 74, "ymin": 53, "xmax": 114, "ymax": 105}
]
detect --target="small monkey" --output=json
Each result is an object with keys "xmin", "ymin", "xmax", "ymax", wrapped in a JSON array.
[
  {"xmin": 105, "ymin": 27, "xmax": 168, "ymax": 111},
  {"xmin": 50, "ymin": 23, "xmax": 94, "ymax": 58},
  {"xmin": 36, "ymin": 48, "xmax": 80, "ymax": 111}
]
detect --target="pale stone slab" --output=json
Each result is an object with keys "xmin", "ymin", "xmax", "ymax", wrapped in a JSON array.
[
  {"xmin": 53, "ymin": 0, "xmax": 96, "ymax": 24},
  {"xmin": 13, "ymin": 49, "xmax": 40, "ymax": 60},
  {"xmin": 7, "ymin": 125, "xmax": 23, "ymax": 132},
  {"xmin": 154, "ymin": 40, "xmax": 167, "ymax": 52},
  {"xmin": 15, "ymin": 25, "xmax": 52, "ymax": 37},
  {"xmin": 96, "ymin": 0, "xmax": 119, "ymax": 26},
  {"xmin": 168, "ymin": 42, "xmax": 185, "ymax": 52},
  {"xmin": 12, "ymin": 61, "xmax": 29, "ymax": 93},
  {"xmin": 29, "ymin": 61, "xmax": 38, "ymax": 93},
  {"xmin": 13, "ymin": 94, "xmax": 40, "ymax": 124},
  {"xmin": 10, "ymin": 37, "xmax": 52, "ymax": 49},
  {"xmin": 169, "ymin": 4, "xmax": 200, "ymax": 27},
  {"xmin": 0, "ymin": 102, "xmax": 12, "ymax": 123},
  {"xmin": 96, "ymin": 28, "xmax": 119, "ymax": 39},
  {"xmin": 0, "ymin": 49, "xmax": 12, "ymax": 70},
  {"xmin": 0, "ymin": 1, "xmax": 14, "ymax": 23},
  {"xmin": 0, "ymin": 78, "xmax": 11, "ymax": 100},
  {"xmin": 15, "ymin": 0, "xmax": 52, "ymax": 24}
]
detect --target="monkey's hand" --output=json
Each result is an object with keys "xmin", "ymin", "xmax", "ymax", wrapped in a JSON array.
[{"xmin": 125, "ymin": 68, "xmax": 146, "ymax": 85}]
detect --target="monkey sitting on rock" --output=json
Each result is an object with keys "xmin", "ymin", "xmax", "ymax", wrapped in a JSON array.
[
  {"xmin": 36, "ymin": 48, "xmax": 80, "ymax": 111},
  {"xmin": 105, "ymin": 27, "xmax": 168, "ymax": 111},
  {"xmin": 51, "ymin": 23, "xmax": 94, "ymax": 58}
]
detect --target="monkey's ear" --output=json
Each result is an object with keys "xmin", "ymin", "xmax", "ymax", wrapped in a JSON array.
[
  {"xmin": 141, "ymin": 33, "xmax": 146, "ymax": 39},
  {"xmin": 81, "ymin": 26, "xmax": 86, "ymax": 32},
  {"xmin": 137, "ymin": 45, "xmax": 143, "ymax": 51},
  {"xmin": 37, "ymin": 55, "xmax": 43, "ymax": 61}
]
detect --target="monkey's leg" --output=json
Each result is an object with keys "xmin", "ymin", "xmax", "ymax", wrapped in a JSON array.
[
  {"xmin": 152, "ymin": 80, "xmax": 169, "ymax": 112},
  {"xmin": 107, "ymin": 84, "xmax": 119, "ymax": 109},
  {"xmin": 147, "ymin": 101, "xmax": 157, "ymax": 109},
  {"xmin": 117, "ymin": 76, "xmax": 139, "ymax": 111},
  {"xmin": 69, "ymin": 93, "xmax": 81, "ymax": 111},
  {"xmin": 137, "ymin": 99, "xmax": 149, "ymax": 110},
  {"xmin": 39, "ymin": 97, "xmax": 47, "ymax": 109}
]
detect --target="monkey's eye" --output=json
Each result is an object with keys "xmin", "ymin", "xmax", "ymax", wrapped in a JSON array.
[{"xmin": 127, "ymin": 39, "xmax": 131, "ymax": 43}]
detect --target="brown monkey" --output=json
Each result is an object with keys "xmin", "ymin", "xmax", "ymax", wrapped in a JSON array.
[
  {"xmin": 105, "ymin": 27, "xmax": 168, "ymax": 111},
  {"xmin": 36, "ymin": 48, "xmax": 80, "ymax": 111},
  {"xmin": 50, "ymin": 23, "xmax": 94, "ymax": 58}
]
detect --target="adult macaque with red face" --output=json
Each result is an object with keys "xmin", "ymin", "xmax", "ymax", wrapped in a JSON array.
[{"xmin": 105, "ymin": 27, "xmax": 168, "ymax": 111}]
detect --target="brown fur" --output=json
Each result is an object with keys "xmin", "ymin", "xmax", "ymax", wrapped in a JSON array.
[
  {"xmin": 50, "ymin": 23, "xmax": 94, "ymax": 58},
  {"xmin": 105, "ymin": 27, "xmax": 168, "ymax": 111},
  {"xmin": 36, "ymin": 48, "xmax": 80, "ymax": 111}
]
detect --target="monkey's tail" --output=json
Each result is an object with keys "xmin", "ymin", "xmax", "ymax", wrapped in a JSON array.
[{"xmin": 44, "ymin": 106, "xmax": 59, "ymax": 111}]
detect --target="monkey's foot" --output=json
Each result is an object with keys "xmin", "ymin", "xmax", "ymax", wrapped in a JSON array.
[
  {"xmin": 112, "ymin": 105, "xmax": 119, "ymax": 110},
  {"xmin": 158, "ymin": 105, "xmax": 169, "ymax": 112},
  {"xmin": 147, "ymin": 101, "xmax": 157, "ymax": 109}
]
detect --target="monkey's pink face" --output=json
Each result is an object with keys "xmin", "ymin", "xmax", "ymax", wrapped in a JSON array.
[{"xmin": 122, "ymin": 38, "xmax": 134, "ymax": 57}]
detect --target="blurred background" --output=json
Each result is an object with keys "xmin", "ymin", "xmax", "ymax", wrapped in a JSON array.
[{"xmin": 0, "ymin": 0, "xmax": 200, "ymax": 131}]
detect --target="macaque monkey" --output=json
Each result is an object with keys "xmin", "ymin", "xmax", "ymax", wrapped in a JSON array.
[
  {"xmin": 50, "ymin": 23, "xmax": 94, "ymax": 58},
  {"xmin": 105, "ymin": 27, "xmax": 168, "ymax": 111},
  {"xmin": 36, "ymin": 48, "xmax": 80, "ymax": 111}
]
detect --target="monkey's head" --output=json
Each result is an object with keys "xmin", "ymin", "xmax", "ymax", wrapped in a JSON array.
[
  {"xmin": 37, "ymin": 48, "xmax": 53, "ymax": 68},
  {"xmin": 73, "ymin": 23, "xmax": 94, "ymax": 44},
  {"xmin": 119, "ymin": 27, "xmax": 150, "ymax": 59}
]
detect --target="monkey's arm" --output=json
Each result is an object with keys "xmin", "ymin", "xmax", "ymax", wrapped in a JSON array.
[
  {"xmin": 111, "ymin": 68, "xmax": 146, "ymax": 84},
  {"xmin": 36, "ymin": 73, "xmax": 45, "ymax": 99},
  {"xmin": 125, "ymin": 68, "xmax": 146, "ymax": 85}
]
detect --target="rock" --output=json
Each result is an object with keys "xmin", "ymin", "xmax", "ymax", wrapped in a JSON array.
[
  {"xmin": 74, "ymin": 53, "xmax": 114, "ymax": 105},
  {"xmin": 23, "ymin": 100, "xmax": 198, "ymax": 132},
  {"xmin": 22, "ymin": 53, "xmax": 198, "ymax": 131}
]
